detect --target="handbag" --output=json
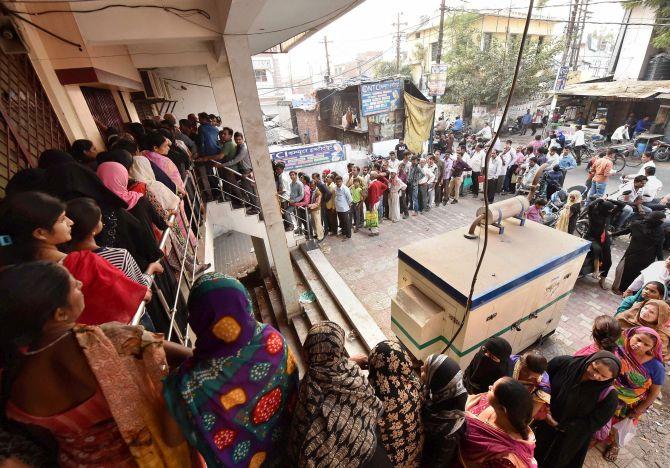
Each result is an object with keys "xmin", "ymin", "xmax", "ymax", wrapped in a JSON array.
[
  {"xmin": 365, "ymin": 211, "xmax": 379, "ymax": 228},
  {"xmin": 477, "ymin": 174, "xmax": 485, "ymax": 184}
]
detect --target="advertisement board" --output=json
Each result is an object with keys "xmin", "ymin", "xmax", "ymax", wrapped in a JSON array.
[
  {"xmin": 360, "ymin": 79, "xmax": 403, "ymax": 116},
  {"xmin": 428, "ymin": 64, "xmax": 448, "ymax": 96},
  {"xmin": 270, "ymin": 141, "xmax": 345, "ymax": 171}
]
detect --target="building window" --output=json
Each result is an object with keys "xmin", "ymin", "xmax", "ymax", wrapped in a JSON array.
[
  {"xmin": 481, "ymin": 32, "xmax": 492, "ymax": 52},
  {"xmin": 415, "ymin": 32, "xmax": 421, "ymax": 39},
  {"xmin": 254, "ymin": 69, "xmax": 268, "ymax": 82},
  {"xmin": 431, "ymin": 41, "xmax": 440, "ymax": 62}
]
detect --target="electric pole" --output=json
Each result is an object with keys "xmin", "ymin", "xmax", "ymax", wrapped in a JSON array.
[
  {"xmin": 393, "ymin": 12, "xmax": 407, "ymax": 73},
  {"xmin": 433, "ymin": 0, "xmax": 447, "ymax": 104},
  {"xmin": 320, "ymin": 36, "xmax": 332, "ymax": 85}
]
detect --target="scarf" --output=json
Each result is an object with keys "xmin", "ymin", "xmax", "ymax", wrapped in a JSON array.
[
  {"xmin": 63, "ymin": 250, "xmax": 146, "ymax": 325},
  {"xmin": 614, "ymin": 327, "xmax": 663, "ymax": 418},
  {"xmin": 510, "ymin": 355, "xmax": 551, "ymax": 405},
  {"xmin": 460, "ymin": 414, "xmax": 537, "ymax": 468},
  {"xmin": 463, "ymin": 337, "xmax": 512, "ymax": 394},
  {"xmin": 162, "ymin": 273, "xmax": 298, "ymax": 467},
  {"xmin": 616, "ymin": 281, "xmax": 668, "ymax": 315},
  {"xmin": 143, "ymin": 150, "xmax": 185, "ymax": 192},
  {"xmin": 289, "ymin": 321, "xmax": 383, "ymax": 468},
  {"xmin": 368, "ymin": 340, "xmax": 423, "ymax": 467},
  {"xmin": 97, "ymin": 162, "xmax": 142, "ymax": 210},
  {"xmin": 618, "ymin": 299, "xmax": 670, "ymax": 359},
  {"xmin": 129, "ymin": 156, "xmax": 180, "ymax": 211},
  {"xmin": 555, "ymin": 190, "xmax": 582, "ymax": 232},
  {"xmin": 423, "ymin": 354, "xmax": 467, "ymax": 436}
]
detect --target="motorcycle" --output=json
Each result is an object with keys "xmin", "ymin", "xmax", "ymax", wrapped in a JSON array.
[{"xmin": 542, "ymin": 190, "xmax": 567, "ymax": 228}]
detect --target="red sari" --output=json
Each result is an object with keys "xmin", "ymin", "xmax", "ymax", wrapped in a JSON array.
[{"xmin": 63, "ymin": 251, "xmax": 146, "ymax": 325}]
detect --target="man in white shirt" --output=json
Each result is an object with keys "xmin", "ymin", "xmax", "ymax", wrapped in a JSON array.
[
  {"xmin": 467, "ymin": 144, "xmax": 485, "ymax": 197},
  {"xmin": 499, "ymin": 142, "xmax": 514, "ymax": 194},
  {"xmin": 492, "ymin": 132, "xmax": 504, "ymax": 152},
  {"xmin": 426, "ymin": 157, "xmax": 437, "ymax": 208},
  {"xmin": 611, "ymin": 124, "xmax": 630, "ymax": 144},
  {"xmin": 418, "ymin": 158, "xmax": 430, "ymax": 212},
  {"xmin": 642, "ymin": 166, "xmax": 663, "ymax": 200},
  {"xmin": 611, "ymin": 175, "xmax": 652, "ymax": 228},
  {"xmin": 546, "ymin": 147, "xmax": 561, "ymax": 168},
  {"xmin": 636, "ymin": 153, "xmax": 656, "ymax": 176},
  {"xmin": 388, "ymin": 151, "xmax": 401, "ymax": 172},
  {"xmin": 476, "ymin": 122, "xmax": 492, "ymax": 141},
  {"xmin": 485, "ymin": 150, "xmax": 502, "ymax": 203},
  {"xmin": 572, "ymin": 125, "xmax": 585, "ymax": 165},
  {"xmin": 521, "ymin": 157, "xmax": 539, "ymax": 191}
]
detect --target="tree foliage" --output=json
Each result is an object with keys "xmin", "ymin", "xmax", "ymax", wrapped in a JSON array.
[
  {"xmin": 371, "ymin": 60, "xmax": 413, "ymax": 79},
  {"xmin": 440, "ymin": 13, "xmax": 561, "ymax": 106},
  {"xmin": 629, "ymin": 0, "xmax": 670, "ymax": 48}
]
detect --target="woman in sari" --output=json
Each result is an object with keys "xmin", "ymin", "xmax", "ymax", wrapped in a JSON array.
[
  {"xmin": 462, "ymin": 337, "xmax": 512, "ymax": 395},
  {"xmin": 457, "ymin": 377, "xmax": 536, "ymax": 468},
  {"xmin": 555, "ymin": 189, "xmax": 582, "ymax": 234},
  {"xmin": 0, "ymin": 191, "xmax": 148, "ymax": 324},
  {"xmin": 574, "ymin": 315, "xmax": 622, "ymax": 356},
  {"xmin": 617, "ymin": 299, "xmax": 670, "ymax": 362},
  {"xmin": 368, "ymin": 340, "xmax": 423, "ymax": 467},
  {"xmin": 616, "ymin": 280, "xmax": 666, "ymax": 315},
  {"xmin": 163, "ymin": 273, "xmax": 298, "ymax": 467},
  {"xmin": 604, "ymin": 327, "xmax": 666, "ymax": 461},
  {"xmin": 289, "ymin": 321, "xmax": 389, "ymax": 468},
  {"xmin": 388, "ymin": 170, "xmax": 407, "ymax": 223},
  {"xmin": 612, "ymin": 211, "xmax": 666, "ymax": 294},
  {"xmin": 420, "ymin": 354, "xmax": 467, "ymax": 467},
  {"xmin": 1, "ymin": 261, "xmax": 194, "ymax": 467},
  {"xmin": 534, "ymin": 352, "xmax": 620, "ymax": 468}
]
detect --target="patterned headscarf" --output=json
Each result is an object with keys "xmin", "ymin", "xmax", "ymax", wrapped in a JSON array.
[
  {"xmin": 162, "ymin": 273, "xmax": 298, "ymax": 467},
  {"xmin": 368, "ymin": 340, "xmax": 424, "ymax": 467},
  {"xmin": 289, "ymin": 321, "xmax": 383, "ymax": 467}
]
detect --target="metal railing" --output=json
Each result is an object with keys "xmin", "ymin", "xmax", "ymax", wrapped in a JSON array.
[{"xmin": 130, "ymin": 170, "xmax": 205, "ymax": 346}]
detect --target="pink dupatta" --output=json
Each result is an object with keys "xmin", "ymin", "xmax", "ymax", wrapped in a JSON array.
[
  {"xmin": 143, "ymin": 151, "xmax": 185, "ymax": 192},
  {"xmin": 458, "ymin": 413, "xmax": 537, "ymax": 468}
]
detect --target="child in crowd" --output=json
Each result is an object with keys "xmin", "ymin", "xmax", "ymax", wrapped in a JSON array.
[
  {"xmin": 351, "ymin": 178, "xmax": 364, "ymax": 232},
  {"xmin": 526, "ymin": 198, "xmax": 547, "ymax": 223}
]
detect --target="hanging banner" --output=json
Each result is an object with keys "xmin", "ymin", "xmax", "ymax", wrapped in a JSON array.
[
  {"xmin": 270, "ymin": 141, "xmax": 345, "ymax": 171},
  {"xmin": 554, "ymin": 66, "xmax": 569, "ymax": 91},
  {"xmin": 360, "ymin": 79, "xmax": 403, "ymax": 116},
  {"xmin": 428, "ymin": 64, "xmax": 448, "ymax": 97}
]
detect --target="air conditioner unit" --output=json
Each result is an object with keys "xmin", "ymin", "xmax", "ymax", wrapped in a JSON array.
[
  {"xmin": 139, "ymin": 69, "xmax": 169, "ymax": 99},
  {"xmin": 0, "ymin": 15, "xmax": 28, "ymax": 55}
]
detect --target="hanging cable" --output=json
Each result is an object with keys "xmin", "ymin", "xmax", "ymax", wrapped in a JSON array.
[
  {"xmin": 441, "ymin": 0, "xmax": 535, "ymax": 355},
  {"xmin": 3, "ymin": 7, "xmax": 82, "ymax": 50}
]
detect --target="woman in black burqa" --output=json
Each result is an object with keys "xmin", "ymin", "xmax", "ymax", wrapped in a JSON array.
[
  {"xmin": 534, "ymin": 351, "xmax": 621, "ymax": 468},
  {"xmin": 462, "ymin": 337, "xmax": 512, "ymax": 395}
]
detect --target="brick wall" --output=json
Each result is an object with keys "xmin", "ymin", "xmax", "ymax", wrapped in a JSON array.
[{"xmin": 295, "ymin": 109, "xmax": 319, "ymax": 144}]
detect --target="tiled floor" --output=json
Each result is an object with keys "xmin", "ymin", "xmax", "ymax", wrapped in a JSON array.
[
  {"xmin": 318, "ymin": 190, "xmax": 669, "ymax": 468},
  {"xmin": 213, "ymin": 230, "xmax": 258, "ymax": 277}
]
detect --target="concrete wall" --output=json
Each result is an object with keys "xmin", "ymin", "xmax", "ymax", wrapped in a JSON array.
[
  {"xmin": 614, "ymin": 5, "xmax": 657, "ymax": 80},
  {"xmin": 156, "ymin": 66, "xmax": 218, "ymax": 120}
]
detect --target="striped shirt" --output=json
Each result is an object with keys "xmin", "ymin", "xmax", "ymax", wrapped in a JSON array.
[{"xmin": 94, "ymin": 247, "xmax": 152, "ymax": 287}]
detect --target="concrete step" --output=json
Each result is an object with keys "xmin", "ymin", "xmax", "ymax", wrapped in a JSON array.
[
  {"xmin": 253, "ymin": 286, "xmax": 278, "ymax": 330},
  {"xmin": 290, "ymin": 248, "xmax": 367, "ymax": 357},
  {"xmin": 299, "ymin": 244, "xmax": 387, "ymax": 353}
]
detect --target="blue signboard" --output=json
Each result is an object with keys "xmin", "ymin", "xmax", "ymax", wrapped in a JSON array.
[
  {"xmin": 271, "ymin": 141, "xmax": 345, "ymax": 171},
  {"xmin": 360, "ymin": 79, "xmax": 403, "ymax": 117}
]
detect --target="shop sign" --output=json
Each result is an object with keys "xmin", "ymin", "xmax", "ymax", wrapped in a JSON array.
[
  {"xmin": 360, "ymin": 79, "xmax": 403, "ymax": 116},
  {"xmin": 271, "ymin": 141, "xmax": 345, "ymax": 170}
]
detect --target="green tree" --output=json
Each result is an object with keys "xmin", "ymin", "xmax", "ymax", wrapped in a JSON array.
[
  {"xmin": 629, "ymin": 0, "xmax": 670, "ymax": 47},
  {"xmin": 440, "ymin": 13, "xmax": 561, "ymax": 107},
  {"xmin": 371, "ymin": 60, "xmax": 412, "ymax": 79}
]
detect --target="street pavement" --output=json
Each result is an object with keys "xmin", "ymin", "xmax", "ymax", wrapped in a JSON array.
[{"xmin": 317, "ymin": 160, "xmax": 670, "ymax": 468}]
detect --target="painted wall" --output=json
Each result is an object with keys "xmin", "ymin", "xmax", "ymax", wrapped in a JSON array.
[
  {"xmin": 613, "ymin": 6, "xmax": 657, "ymax": 80},
  {"xmin": 156, "ymin": 66, "xmax": 218, "ymax": 121}
]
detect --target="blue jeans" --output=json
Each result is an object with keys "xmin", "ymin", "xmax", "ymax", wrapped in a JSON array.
[
  {"xmin": 410, "ymin": 184, "xmax": 419, "ymax": 211},
  {"xmin": 587, "ymin": 181, "xmax": 607, "ymax": 200}
]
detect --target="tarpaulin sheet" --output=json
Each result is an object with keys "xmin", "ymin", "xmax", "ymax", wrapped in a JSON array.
[{"xmin": 404, "ymin": 93, "xmax": 435, "ymax": 154}]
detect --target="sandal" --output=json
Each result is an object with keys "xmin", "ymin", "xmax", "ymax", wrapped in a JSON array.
[{"xmin": 603, "ymin": 443, "xmax": 619, "ymax": 462}]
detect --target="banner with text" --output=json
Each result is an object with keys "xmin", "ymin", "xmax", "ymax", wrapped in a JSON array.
[
  {"xmin": 360, "ymin": 79, "xmax": 403, "ymax": 116},
  {"xmin": 271, "ymin": 141, "xmax": 345, "ymax": 171},
  {"xmin": 428, "ymin": 64, "xmax": 448, "ymax": 97}
]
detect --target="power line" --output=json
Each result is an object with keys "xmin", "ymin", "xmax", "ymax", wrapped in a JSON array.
[{"xmin": 393, "ymin": 12, "xmax": 408, "ymax": 73}]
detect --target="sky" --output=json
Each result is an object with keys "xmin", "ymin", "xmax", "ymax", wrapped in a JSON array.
[{"xmin": 280, "ymin": 0, "xmax": 630, "ymax": 87}]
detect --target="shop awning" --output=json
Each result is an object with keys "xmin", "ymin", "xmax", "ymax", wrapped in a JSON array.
[{"xmin": 556, "ymin": 80, "xmax": 670, "ymax": 100}]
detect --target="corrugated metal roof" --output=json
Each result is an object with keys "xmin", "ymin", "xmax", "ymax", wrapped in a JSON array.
[{"xmin": 557, "ymin": 80, "xmax": 670, "ymax": 99}]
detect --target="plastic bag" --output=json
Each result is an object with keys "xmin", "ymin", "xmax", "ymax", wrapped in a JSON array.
[
  {"xmin": 612, "ymin": 418, "xmax": 637, "ymax": 447},
  {"xmin": 365, "ymin": 211, "xmax": 379, "ymax": 228},
  {"xmin": 462, "ymin": 176, "xmax": 473, "ymax": 189}
]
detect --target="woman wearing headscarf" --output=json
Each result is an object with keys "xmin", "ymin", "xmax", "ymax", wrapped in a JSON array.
[
  {"xmin": 457, "ymin": 377, "xmax": 536, "ymax": 468},
  {"xmin": 604, "ymin": 327, "xmax": 666, "ymax": 461},
  {"xmin": 533, "ymin": 351, "xmax": 621, "ymax": 468},
  {"xmin": 462, "ymin": 337, "xmax": 512, "ymax": 395},
  {"xmin": 368, "ymin": 340, "xmax": 423, "ymax": 467},
  {"xmin": 4, "ymin": 168, "xmax": 46, "ymax": 197},
  {"xmin": 616, "ymin": 280, "xmax": 666, "ymax": 314},
  {"xmin": 612, "ymin": 211, "xmax": 666, "ymax": 294},
  {"xmin": 555, "ymin": 189, "xmax": 582, "ymax": 234},
  {"xmin": 574, "ymin": 315, "xmax": 622, "ymax": 356},
  {"xmin": 36, "ymin": 149, "xmax": 162, "ymax": 270},
  {"xmin": 163, "ymin": 273, "xmax": 298, "ymax": 467},
  {"xmin": 421, "ymin": 354, "xmax": 467, "ymax": 467},
  {"xmin": 580, "ymin": 198, "xmax": 621, "ymax": 287},
  {"xmin": 289, "ymin": 321, "xmax": 388, "ymax": 468},
  {"xmin": 388, "ymin": 171, "xmax": 407, "ymax": 223},
  {"xmin": 617, "ymin": 299, "xmax": 670, "ymax": 362}
]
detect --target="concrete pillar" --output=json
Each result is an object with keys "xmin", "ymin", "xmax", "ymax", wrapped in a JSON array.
[
  {"xmin": 223, "ymin": 35, "xmax": 300, "ymax": 320},
  {"xmin": 251, "ymin": 235, "xmax": 272, "ymax": 278},
  {"xmin": 64, "ymin": 86, "xmax": 105, "ymax": 149},
  {"xmin": 207, "ymin": 62, "xmax": 243, "ymax": 131}
]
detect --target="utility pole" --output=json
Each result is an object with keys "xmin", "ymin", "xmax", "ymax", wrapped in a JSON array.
[
  {"xmin": 428, "ymin": 0, "xmax": 447, "ymax": 153},
  {"xmin": 320, "ymin": 36, "xmax": 332, "ymax": 85},
  {"xmin": 393, "ymin": 12, "xmax": 407, "ymax": 73}
]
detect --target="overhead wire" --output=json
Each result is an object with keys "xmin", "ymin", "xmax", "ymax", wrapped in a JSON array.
[{"xmin": 441, "ymin": 0, "xmax": 536, "ymax": 354}]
